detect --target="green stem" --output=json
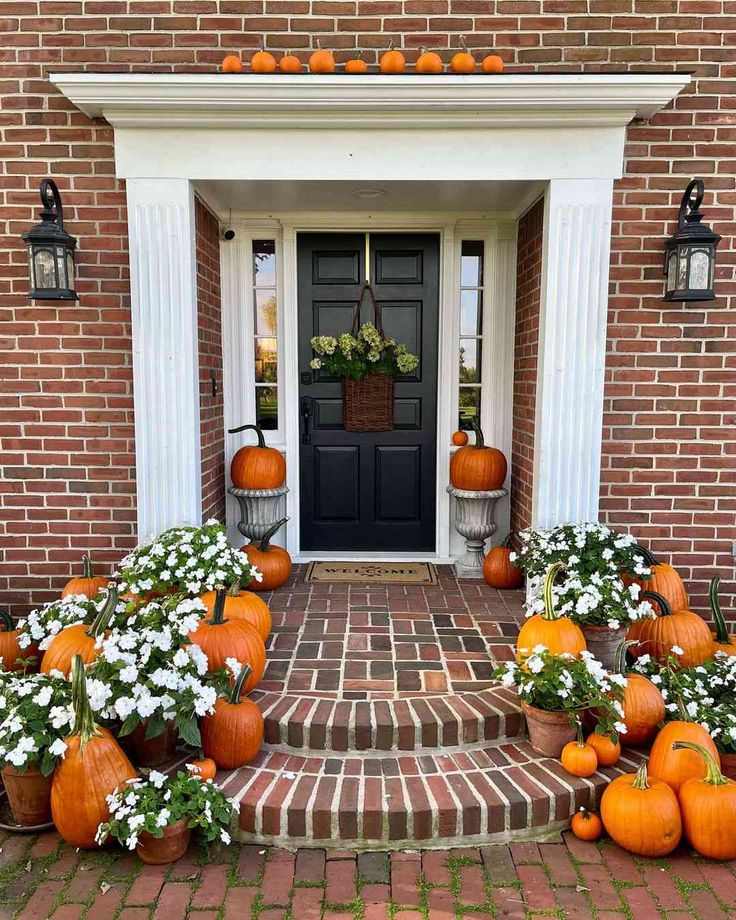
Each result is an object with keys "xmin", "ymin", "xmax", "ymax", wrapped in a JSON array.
[
  {"xmin": 471, "ymin": 418, "xmax": 485, "ymax": 450},
  {"xmin": 81, "ymin": 554, "xmax": 94, "ymax": 579},
  {"xmin": 502, "ymin": 532, "xmax": 515, "ymax": 550},
  {"xmin": 88, "ymin": 585, "xmax": 117, "ymax": 638},
  {"xmin": 0, "ymin": 610, "xmax": 15, "ymax": 633},
  {"xmin": 227, "ymin": 423, "xmax": 266, "ymax": 448},
  {"xmin": 227, "ymin": 580, "xmax": 241, "ymax": 597},
  {"xmin": 70, "ymin": 655, "xmax": 98, "ymax": 749},
  {"xmin": 631, "ymin": 761, "xmax": 650, "ymax": 790},
  {"xmin": 541, "ymin": 562, "xmax": 566, "ymax": 622},
  {"xmin": 641, "ymin": 590, "xmax": 671, "ymax": 617},
  {"xmin": 709, "ymin": 576, "xmax": 731, "ymax": 644},
  {"xmin": 675, "ymin": 695, "xmax": 690, "ymax": 721},
  {"xmin": 672, "ymin": 740, "xmax": 729, "ymax": 785},
  {"xmin": 613, "ymin": 639, "xmax": 638, "ymax": 676},
  {"xmin": 258, "ymin": 518, "xmax": 288, "ymax": 553},
  {"xmin": 229, "ymin": 663, "xmax": 253, "ymax": 702},
  {"xmin": 211, "ymin": 587, "xmax": 227, "ymax": 625}
]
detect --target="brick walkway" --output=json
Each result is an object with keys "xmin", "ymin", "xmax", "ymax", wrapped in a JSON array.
[{"xmin": 2, "ymin": 831, "xmax": 735, "ymax": 919}]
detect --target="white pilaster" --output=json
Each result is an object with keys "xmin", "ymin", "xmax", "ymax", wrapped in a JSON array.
[
  {"xmin": 532, "ymin": 178, "xmax": 614, "ymax": 528},
  {"xmin": 127, "ymin": 178, "xmax": 201, "ymax": 540}
]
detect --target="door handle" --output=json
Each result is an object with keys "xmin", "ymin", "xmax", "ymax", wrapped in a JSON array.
[{"xmin": 300, "ymin": 396, "xmax": 313, "ymax": 444}]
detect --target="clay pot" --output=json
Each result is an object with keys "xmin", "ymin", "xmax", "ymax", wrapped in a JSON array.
[
  {"xmin": 581, "ymin": 624, "xmax": 627, "ymax": 672},
  {"xmin": 720, "ymin": 751, "xmax": 736, "ymax": 781},
  {"xmin": 1, "ymin": 764, "xmax": 52, "ymax": 826},
  {"xmin": 125, "ymin": 720, "xmax": 177, "ymax": 768},
  {"xmin": 135, "ymin": 818, "xmax": 191, "ymax": 865},
  {"xmin": 522, "ymin": 702, "xmax": 577, "ymax": 758}
]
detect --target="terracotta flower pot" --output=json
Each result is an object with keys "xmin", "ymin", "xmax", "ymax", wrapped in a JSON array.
[
  {"xmin": 135, "ymin": 818, "xmax": 191, "ymax": 865},
  {"xmin": 126, "ymin": 720, "xmax": 177, "ymax": 768},
  {"xmin": 720, "ymin": 751, "xmax": 736, "ymax": 781},
  {"xmin": 581, "ymin": 624, "xmax": 627, "ymax": 671},
  {"xmin": 1, "ymin": 764, "xmax": 52, "ymax": 826},
  {"xmin": 521, "ymin": 701, "xmax": 577, "ymax": 758}
]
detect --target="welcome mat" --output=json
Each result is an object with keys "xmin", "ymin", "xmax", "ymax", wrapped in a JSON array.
[{"xmin": 305, "ymin": 562, "xmax": 438, "ymax": 586}]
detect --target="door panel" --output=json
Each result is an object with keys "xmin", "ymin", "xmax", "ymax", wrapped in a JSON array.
[{"xmin": 298, "ymin": 232, "xmax": 439, "ymax": 552}]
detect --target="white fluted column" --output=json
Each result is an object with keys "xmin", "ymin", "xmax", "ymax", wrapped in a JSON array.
[
  {"xmin": 532, "ymin": 178, "xmax": 614, "ymax": 528},
  {"xmin": 127, "ymin": 178, "xmax": 201, "ymax": 540}
]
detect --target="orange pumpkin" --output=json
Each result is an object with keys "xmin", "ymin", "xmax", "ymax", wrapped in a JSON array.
[
  {"xmin": 201, "ymin": 665, "xmax": 264, "ymax": 769},
  {"xmin": 674, "ymin": 740, "xmax": 736, "ymax": 861},
  {"xmin": 449, "ymin": 421, "xmax": 507, "ymax": 491},
  {"xmin": 199, "ymin": 584, "xmax": 271, "ymax": 641},
  {"xmin": 62, "ymin": 554, "xmax": 108, "ymax": 600},
  {"xmin": 241, "ymin": 518, "xmax": 291, "ymax": 593},
  {"xmin": 613, "ymin": 641, "xmax": 665, "ymax": 746},
  {"xmin": 630, "ymin": 544, "xmax": 689, "ymax": 612},
  {"xmin": 186, "ymin": 758, "xmax": 217, "ymax": 782},
  {"xmin": 586, "ymin": 731, "xmax": 621, "ymax": 767},
  {"xmin": 450, "ymin": 36, "xmax": 476, "ymax": 74},
  {"xmin": 516, "ymin": 563, "xmax": 586, "ymax": 662},
  {"xmin": 51, "ymin": 656, "xmax": 137, "ymax": 848},
  {"xmin": 0, "ymin": 611, "xmax": 28, "ymax": 672},
  {"xmin": 379, "ymin": 42, "xmax": 405, "ymax": 74},
  {"xmin": 221, "ymin": 54, "xmax": 243, "ymax": 74},
  {"xmin": 561, "ymin": 728, "xmax": 598, "ymax": 778},
  {"xmin": 451, "ymin": 430, "xmax": 468, "ymax": 447},
  {"xmin": 228, "ymin": 423, "xmax": 286, "ymax": 489},
  {"xmin": 648, "ymin": 718, "xmax": 720, "ymax": 793},
  {"xmin": 483, "ymin": 536, "xmax": 523, "ymax": 590},
  {"xmin": 309, "ymin": 43, "xmax": 335, "ymax": 74},
  {"xmin": 482, "ymin": 54, "xmax": 504, "ymax": 74},
  {"xmin": 635, "ymin": 591, "xmax": 713, "ymax": 667},
  {"xmin": 709, "ymin": 576, "xmax": 736, "ymax": 655},
  {"xmin": 251, "ymin": 47, "xmax": 277, "ymax": 73},
  {"xmin": 345, "ymin": 54, "xmax": 368, "ymax": 74},
  {"xmin": 600, "ymin": 760, "xmax": 682, "ymax": 857},
  {"xmin": 570, "ymin": 807, "xmax": 603, "ymax": 842},
  {"xmin": 41, "ymin": 586, "xmax": 117, "ymax": 676},
  {"xmin": 279, "ymin": 54, "xmax": 303, "ymax": 73},
  {"xmin": 416, "ymin": 47, "xmax": 443, "ymax": 74}
]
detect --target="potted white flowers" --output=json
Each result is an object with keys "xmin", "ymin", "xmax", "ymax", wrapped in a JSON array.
[
  {"xmin": 95, "ymin": 768, "xmax": 235, "ymax": 864},
  {"xmin": 16, "ymin": 593, "xmax": 109, "ymax": 663}
]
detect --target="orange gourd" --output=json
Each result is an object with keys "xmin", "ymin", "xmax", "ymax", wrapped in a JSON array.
[
  {"xmin": 251, "ymin": 47, "xmax": 277, "ymax": 73},
  {"xmin": 51, "ymin": 656, "xmax": 137, "ymax": 848},
  {"xmin": 0, "ymin": 611, "xmax": 27, "ymax": 672},
  {"xmin": 416, "ymin": 47, "xmax": 443, "ymax": 74},
  {"xmin": 228, "ymin": 423, "xmax": 286, "ymax": 489},
  {"xmin": 586, "ymin": 731, "xmax": 621, "ymax": 767},
  {"xmin": 186, "ymin": 758, "xmax": 217, "ymax": 782},
  {"xmin": 631, "ymin": 544, "xmax": 689, "ymax": 612},
  {"xmin": 709, "ymin": 576, "xmax": 736, "ymax": 655},
  {"xmin": 279, "ymin": 54, "xmax": 303, "ymax": 74},
  {"xmin": 309, "ymin": 42, "xmax": 335, "ymax": 74},
  {"xmin": 648, "ymin": 716, "xmax": 720, "ymax": 793},
  {"xmin": 41, "ymin": 586, "xmax": 117, "ymax": 676},
  {"xmin": 613, "ymin": 641, "xmax": 665, "ymax": 746},
  {"xmin": 345, "ymin": 54, "xmax": 368, "ymax": 74},
  {"xmin": 516, "ymin": 563, "xmax": 586, "ymax": 662},
  {"xmin": 561, "ymin": 726, "xmax": 598, "ymax": 778},
  {"xmin": 449, "ymin": 421, "xmax": 507, "ymax": 491},
  {"xmin": 379, "ymin": 42, "xmax": 405, "ymax": 74},
  {"xmin": 483, "ymin": 535, "xmax": 523, "ymax": 590},
  {"xmin": 570, "ymin": 807, "xmax": 603, "ymax": 842},
  {"xmin": 221, "ymin": 54, "xmax": 243, "ymax": 74},
  {"xmin": 200, "ymin": 583, "xmax": 271, "ymax": 641},
  {"xmin": 600, "ymin": 760, "xmax": 682, "ymax": 857},
  {"xmin": 189, "ymin": 587, "xmax": 266, "ymax": 693},
  {"xmin": 62, "ymin": 554, "xmax": 108, "ymax": 600},
  {"xmin": 450, "ymin": 36, "xmax": 476, "ymax": 74},
  {"xmin": 201, "ymin": 665, "xmax": 264, "ymax": 769},
  {"xmin": 241, "ymin": 518, "xmax": 291, "ymax": 593},
  {"xmin": 451, "ymin": 430, "xmax": 468, "ymax": 447},
  {"xmin": 482, "ymin": 54, "xmax": 504, "ymax": 74},
  {"xmin": 635, "ymin": 591, "xmax": 713, "ymax": 668},
  {"xmin": 674, "ymin": 741, "xmax": 736, "ymax": 861}
]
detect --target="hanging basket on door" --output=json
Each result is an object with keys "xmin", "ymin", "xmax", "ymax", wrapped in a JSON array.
[{"xmin": 310, "ymin": 281, "xmax": 419, "ymax": 433}]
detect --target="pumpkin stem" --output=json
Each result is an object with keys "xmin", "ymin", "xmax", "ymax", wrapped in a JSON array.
[
  {"xmin": 675, "ymin": 695, "xmax": 690, "ymax": 721},
  {"xmin": 88, "ymin": 585, "xmax": 117, "ymax": 639},
  {"xmin": 672, "ymin": 740, "xmax": 729, "ymax": 786},
  {"xmin": 70, "ymin": 654, "xmax": 99, "ymax": 749},
  {"xmin": 227, "ymin": 423, "xmax": 266, "ymax": 449},
  {"xmin": 211, "ymin": 587, "xmax": 228, "ymax": 625},
  {"xmin": 709, "ymin": 576, "xmax": 730, "ymax": 644},
  {"xmin": 459, "ymin": 34, "xmax": 468, "ymax": 51},
  {"xmin": 257, "ymin": 517, "xmax": 288, "ymax": 553},
  {"xmin": 631, "ymin": 760, "xmax": 651, "ymax": 791},
  {"xmin": 229, "ymin": 663, "xmax": 253, "ymax": 703},
  {"xmin": 502, "ymin": 532, "xmax": 515, "ymax": 550},
  {"xmin": 613, "ymin": 639, "xmax": 637, "ymax": 676},
  {"xmin": 471, "ymin": 418, "xmax": 485, "ymax": 449},
  {"xmin": 641, "ymin": 590, "xmax": 671, "ymax": 617},
  {"xmin": 541, "ymin": 562, "xmax": 566, "ymax": 622},
  {"xmin": 575, "ymin": 719, "xmax": 585, "ymax": 747},
  {"xmin": 81, "ymin": 553, "xmax": 94, "ymax": 579},
  {"xmin": 0, "ymin": 610, "xmax": 14, "ymax": 634},
  {"xmin": 632, "ymin": 543, "xmax": 658, "ymax": 568}
]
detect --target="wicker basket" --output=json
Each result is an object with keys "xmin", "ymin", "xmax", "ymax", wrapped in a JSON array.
[{"xmin": 343, "ymin": 373, "xmax": 394, "ymax": 432}]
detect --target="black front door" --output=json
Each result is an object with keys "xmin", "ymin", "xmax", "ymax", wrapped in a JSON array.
[{"xmin": 298, "ymin": 232, "xmax": 439, "ymax": 552}]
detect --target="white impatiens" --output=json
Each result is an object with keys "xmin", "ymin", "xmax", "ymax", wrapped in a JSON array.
[
  {"xmin": 16, "ymin": 594, "xmax": 104, "ymax": 653},
  {"xmin": 0, "ymin": 672, "xmax": 74, "ymax": 775}
]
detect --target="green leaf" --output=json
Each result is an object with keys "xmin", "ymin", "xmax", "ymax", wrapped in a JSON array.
[
  {"xmin": 177, "ymin": 716, "xmax": 201, "ymax": 748},
  {"xmin": 144, "ymin": 712, "xmax": 166, "ymax": 741},
  {"xmin": 119, "ymin": 713, "xmax": 141, "ymax": 737}
]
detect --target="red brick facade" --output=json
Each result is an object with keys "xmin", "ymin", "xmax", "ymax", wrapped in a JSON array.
[{"xmin": 1, "ymin": 3, "xmax": 734, "ymax": 615}]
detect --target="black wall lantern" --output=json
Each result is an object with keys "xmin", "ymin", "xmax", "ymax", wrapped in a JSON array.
[
  {"xmin": 664, "ymin": 179, "xmax": 720, "ymax": 302},
  {"xmin": 22, "ymin": 179, "xmax": 77, "ymax": 301}
]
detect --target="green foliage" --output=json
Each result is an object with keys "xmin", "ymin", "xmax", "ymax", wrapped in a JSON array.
[{"xmin": 310, "ymin": 324, "xmax": 419, "ymax": 381}]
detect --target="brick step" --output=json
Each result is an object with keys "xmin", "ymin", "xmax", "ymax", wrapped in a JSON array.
[
  {"xmin": 253, "ymin": 686, "xmax": 525, "ymax": 753},
  {"xmin": 220, "ymin": 740, "xmax": 645, "ymax": 849}
]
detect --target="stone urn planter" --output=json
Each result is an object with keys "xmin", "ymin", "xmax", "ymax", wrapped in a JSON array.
[
  {"xmin": 581, "ymin": 624, "xmax": 627, "ymax": 671},
  {"xmin": 229, "ymin": 485, "xmax": 288, "ymax": 542},
  {"xmin": 1, "ymin": 765, "xmax": 52, "ymax": 826},
  {"xmin": 135, "ymin": 818, "xmax": 191, "ymax": 865},
  {"xmin": 521, "ymin": 702, "xmax": 577, "ymax": 758},
  {"xmin": 447, "ymin": 486, "xmax": 507, "ymax": 579}
]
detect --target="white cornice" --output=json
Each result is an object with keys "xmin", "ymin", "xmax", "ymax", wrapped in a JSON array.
[{"xmin": 50, "ymin": 72, "xmax": 690, "ymax": 130}]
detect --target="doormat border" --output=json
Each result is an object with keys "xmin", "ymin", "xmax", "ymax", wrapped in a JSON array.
[{"xmin": 305, "ymin": 561, "xmax": 439, "ymax": 586}]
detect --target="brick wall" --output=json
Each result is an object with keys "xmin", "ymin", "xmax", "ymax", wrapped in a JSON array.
[
  {"xmin": 510, "ymin": 197, "xmax": 543, "ymax": 538},
  {"xmin": 195, "ymin": 196, "xmax": 225, "ymax": 523},
  {"xmin": 1, "ymin": 2, "xmax": 735, "ymax": 615}
]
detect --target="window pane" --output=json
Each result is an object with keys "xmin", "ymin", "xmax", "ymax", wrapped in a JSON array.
[
  {"xmin": 255, "ymin": 290, "xmax": 278, "ymax": 335},
  {"xmin": 255, "ymin": 338, "xmax": 278, "ymax": 383},
  {"xmin": 459, "ymin": 387, "xmax": 481, "ymax": 431},
  {"xmin": 256, "ymin": 386, "xmax": 278, "ymax": 430},
  {"xmin": 253, "ymin": 240, "xmax": 276, "ymax": 287},
  {"xmin": 461, "ymin": 240, "xmax": 483, "ymax": 287},
  {"xmin": 689, "ymin": 249, "xmax": 709, "ymax": 289},
  {"xmin": 460, "ymin": 290, "xmax": 482, "ymax": 336},
  {"xmin": 460, "ymin": 339, "xmax": 481, "ymax": 383}
]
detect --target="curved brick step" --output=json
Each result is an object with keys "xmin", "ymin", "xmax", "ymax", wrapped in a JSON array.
[
  {"xmin": 220, "ymin": 740, "xmax": 646, "ymax": 849},
  {"xmin": 252, "ymin": 686, "xmax": 524, "ymax": 753}
]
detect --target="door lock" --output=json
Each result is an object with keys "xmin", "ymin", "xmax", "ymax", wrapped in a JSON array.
[{"xmin": 300, "ymin": 396, "xmax": 313, "ymax": 444}]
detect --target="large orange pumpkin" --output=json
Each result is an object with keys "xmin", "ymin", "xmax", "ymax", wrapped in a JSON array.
[
  {"xmin": 201, "ymin": 665, "xmax": 264, "ymax": 770},
  {"xmin": 0, "ymin": 611, "xmax": 28, "ymax": 672},
  {"xmin": 62, "ymin": 554, "xmax": 108, "ymax": 600},
  {"xmin": 483, "ymin": 535, "xmax": 523, "ymax": 590},
  {"xmin": 648, "ymin": 718, "xmax": 720, "ymax": 793},
  {"xmin": 241, "ymin": 518, "xmax": 291, "ymax": 593},
  {"xmin": 379, "ymin": 42, "xmax": 405, "ymax": 74},
  {"xmin": 41, "ymin": 586, "xmax": 117, "ymax": 676},
  {"xmin": 516, "ymin": 563, "xmax": 586, "ymax": 662},
  {"xmin": 449, "ymin": 421, "xmax": 506, "ymax": 491},
  {"xmin": 674, "ymin": 740, "xmax": 736, "ymax": 861},
  {"xmin": 709, "ymin": 576, "xmax": 736, "ymax": 655},
  {"xmin": 630, "ymin": 543, "xmax": 689, "ymax": 612},
  {"xmin": 228, "ymin": 423, "xmax": 286, "ymax": 489},
  {"xmin": 51, "ymin": 656, "xmax": 137, "ymax": 848},
  {"xmin": 416, "ymin": 47, "xmax": 443, "ymax": 74},
  {"xmin": 199, "ymin": 584, "xmax": 271, "ymax": 641},
  {"xmin": 634, "ymin": 591, "xmax": 713, "ymax": 667}
]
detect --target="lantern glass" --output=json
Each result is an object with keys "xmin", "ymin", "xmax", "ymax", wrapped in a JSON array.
[
  {"xmin": 689, "ymin": 249, "xmax": 710, "ymax": 289},
  {"xmin": 666, "ymin": 250, "xmax": 677, "ymax": 293},
  {"xmin": 33, "ymin": 248, "xmax": 56, "ymax": 290}
]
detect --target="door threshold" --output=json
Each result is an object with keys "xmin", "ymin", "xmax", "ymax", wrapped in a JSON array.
[{"xmin": 294, "ymin": 552, "xmax": 455, "ymax": 564}]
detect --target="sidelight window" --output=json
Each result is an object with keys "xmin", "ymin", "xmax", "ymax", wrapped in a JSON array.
[
  {"xmin": 458, "ymin": 240, "xmax": 484, "ymax": 430},
  {"xmin": 252, "ymin": 239, "xmax": 278, "ymax": 430}
]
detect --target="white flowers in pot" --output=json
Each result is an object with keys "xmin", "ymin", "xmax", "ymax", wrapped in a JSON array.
[
  {"xmin": 16, "ymin": 593, "xmax": 114, "ymax": 655},
  {"xmin": 0, "ymin": 671, "xmax": 74, "ymax": 774}
]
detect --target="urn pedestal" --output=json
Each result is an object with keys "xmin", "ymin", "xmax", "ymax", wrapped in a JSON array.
[
  {"xmin": 229, "ymin": 486, "xmax": 288, "ymax": 542},
  {"xmin": 447, "ymin": 486, "xmax": 508, "ymax": 579}
]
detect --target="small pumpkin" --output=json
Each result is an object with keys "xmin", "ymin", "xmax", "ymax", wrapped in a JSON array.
[
  {"xmin": 379, "ymin": 42, "xmax": 405, "ymax": 74},
  {"xmin": 648, "ymin": 714, "xmax": 720, "ymax": 793},
  {"xmin": 186, "ymin": 757, "xmax": 217, "ymax": 782},
  {"xmin": 0, "ymin": 610, "xmax": 28, "ymax": 672},
  {"xmin": 416, "ymin": 47, "xmax": 443, "ymax": 74},
  {"xmin": 451, "ymin": 430, "xmax": 468, "ymax": 447},
  {"xmin": 481, "ymin": 54, "xmax": 504, "ymax": 74},
  {"xmin": 251, "ymin": 47, "xmax": 277, "ymax": 73},
  {"xmin": 241, "ymin": 518, "xmax": 291, "ymax": 593},
  {"xmin": 309, "ymin": 42, "xmax": 335, "ymax": 74},
  {"xmin": 674, "ymin": 740, "xmax": 736, "ymax": 861},
  {"xmin": 570, "ymin": 806, "xmax": 603, "ymax": 842},
  {"xmin": 221, "ymin": 54, "xmax": 243, "ymax": 74},
  {"xmin": 613, "ymin": 640, "xmax": 664, "ymax": 746},
  {"xmin": 600, "ymin": 760, "xmax": 682, "ymax": 857},
  {"xmin": 449, "ymin": 420, "xmax": 507, "ymax": 491},
  {"xmin": 630, "ymin": 543, "xmax": 689, "ymax": 612},
  {"xmin": 62, "ymin": 554, "xmax": 108, "ymax": 600},
  {"xmin": 635, "ymin": 591, "xmax": 713, "ymax": 668},
  {"xmin": 51, "ymin": 655, "xmax": 137, "ymax": 848},
  {"xmin": 586, "ymin": 731, "xmax": 621, "ymax": 767},
  {"xmin": 199, "ymin": 582, "xmax": 271, "ymax": 641},
  {"xmin": 561, "ymin": 725, "xmax": 598, "ymax": 778},
  {"xmin": 450, "ymin": 36, "xmax": 476, "ymax": 74},
  {"xmin": 709, "ymin": 576, "xmax": 736, "ymax": 655},
  {"xmin": 189, "ymin": 587, "xmax": 266, "ymax": 692},
  {"xmin": 516, "ymin": 563, "xmax": 586, "ymax": 662},
  {"xmin": 344, "ymin": 54, "xmax": 368, "ymax": 74},
  {"xmin": 201, "ymin": 664, "xmax": 264, "ymax": 770},
  {"xmin": 483, "ymin": 534, "xmax": 523, "ymax": 590},
  {"xmin": 41, "ymin": 586, "xmax": 118, "ymax": 676},
  {"xmin": 228, "ymin": 423, "xmax": 286, "ymax": 489},
  {"xmin": 279, "ymin": 54, "xmax": 303, "ymax": 74}
]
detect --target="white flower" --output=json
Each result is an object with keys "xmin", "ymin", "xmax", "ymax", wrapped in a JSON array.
[
  {"xmin": 49, "ymin": 738, "xmax": 67, "ymax": 759},
  {"xmin": 148, "ymin": 770, "xmax": 167, "ymax": 789},
  {"xmin": 33, "ymin": 686, "xmax": 52, "ymax": 707},
  {"xmin": 671, "ymin": 645, "xmax": 684, "ymax": 657},
  {"xmin": 119, "ymin": 665, "xmax": 139, "ymax": 685},
  {"xmin": 114, "ymin": 696, "xmax": 137, "ymax": 721},
  {"xmin": 614, "ymin": 721, "xmax": 628, "ymax": 735}
]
